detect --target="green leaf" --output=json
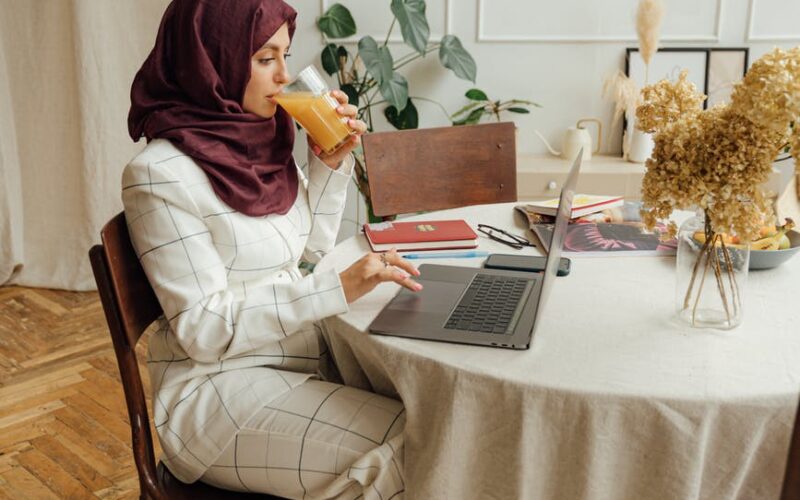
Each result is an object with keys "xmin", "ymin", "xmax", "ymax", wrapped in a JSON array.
[
  {"xmin": 358, "ymin": 36, "xmax": 393, "ymax": 86},
  {"xmin": 317, "ymin": 3, "xmax": 357, "ymax": 39},
  {"xmin": 340, "ymin": 83, "xmax": 359, "ymax": 107},
  {"xmin": 450, "ymin": 101, "xmax": 483, "ymax": 119},
  {"xmin": 379, "ymin": 73, "xmax": 409, "ymax": 111},
  {"xmin": 321, "ymin": 44, "xmax": 339, "ymax": 76},
  {"xmin": 390, "ymin": 0, "xmax": 430, "ymax": 55},
  {"xmin": 439, "ymin": 35, "xmax": 477, "ymax": 82},
  {"xmin": 465, "ymin": 88, "xmax": 488, "ymax": 101},
  {"xmin": 507, "ymin": 107, "xmax": 530, "ymax": 114},
  {"xmin": 453, "ymin": 108, "xmax": 484, "ymax": 126},
  {"xmin": 384, "ymin": 98, "xmax": 419, "ymax": 130},
  {"xmin": 337, "ymin": 45, "xmax": 349, "ymax": 63},
  {"xmin": 509, "ymin": 99, "xmax": 542, "ymax": 108}
]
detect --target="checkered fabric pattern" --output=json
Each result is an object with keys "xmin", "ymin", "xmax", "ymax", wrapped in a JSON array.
[
  {"xmin": 122, "ymin": 139, "xmax": 404, "ymax": 498},
  {"xmin": 201, "ymin": 380, "xmax": 405, "ymax": 499}
]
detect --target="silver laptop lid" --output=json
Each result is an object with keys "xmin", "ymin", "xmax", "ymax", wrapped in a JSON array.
[{"xmin": 538, "ymin": 149, "xmax": 582, "ymax": 311}]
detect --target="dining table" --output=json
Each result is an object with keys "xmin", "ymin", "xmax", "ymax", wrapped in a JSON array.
[{"xmin": 316, "ymin": 201, "xmax": 800, "ymax": 500}]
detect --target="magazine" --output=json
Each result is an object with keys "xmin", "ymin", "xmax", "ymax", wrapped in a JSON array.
[{"xmin": 515, "ymin": 201, "xmax": 678, "ymax": 257}]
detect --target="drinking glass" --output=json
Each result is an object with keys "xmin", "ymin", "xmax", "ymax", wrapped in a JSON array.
[{"xmin": 273, "ymin": 65, "xmax": 355, "ymax": 154}]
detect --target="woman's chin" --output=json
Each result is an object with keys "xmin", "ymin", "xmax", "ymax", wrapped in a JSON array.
[{"xmin": 248, "ymin": 102, "xmax": 277, "ymax": 119}]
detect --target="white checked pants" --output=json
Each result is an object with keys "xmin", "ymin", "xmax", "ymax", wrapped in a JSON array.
[{"xmin": 199, "ymin": 380, "xmax": 406, "ymax": 499}]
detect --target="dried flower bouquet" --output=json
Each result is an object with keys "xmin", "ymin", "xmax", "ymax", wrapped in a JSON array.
[{"xmin": 635, "ymin": 47, "xmax": 800, "ymax": 326}]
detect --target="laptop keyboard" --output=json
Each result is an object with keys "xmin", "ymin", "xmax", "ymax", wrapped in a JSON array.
[{"xmin": 444, "ymin": 274, "xmax": 530, "ymax": 334}]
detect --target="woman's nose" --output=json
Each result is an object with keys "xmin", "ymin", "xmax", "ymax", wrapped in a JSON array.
[{"xmin": 276, "ymin": 65, "xmax": 290, "ymax": 84}]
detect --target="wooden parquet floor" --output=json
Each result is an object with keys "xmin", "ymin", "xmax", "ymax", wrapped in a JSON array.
[{"xmin": 0, "ymin": 285, "xmax": 158, "ymax": 499}]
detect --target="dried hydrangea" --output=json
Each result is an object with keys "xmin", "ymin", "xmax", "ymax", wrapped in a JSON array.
[{"xmin": 636, "ymin": 47, "xmax": 800, "ymax": 242}]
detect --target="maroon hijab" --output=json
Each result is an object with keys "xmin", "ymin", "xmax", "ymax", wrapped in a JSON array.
[{"xmin": 129, "ymin": 0, "xmax": 298, "ymax": 216}]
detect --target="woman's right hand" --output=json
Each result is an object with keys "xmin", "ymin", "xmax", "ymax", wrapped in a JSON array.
[{"xmin": 339, "ymin": 249, "xmax": 422, "ymax": 304}]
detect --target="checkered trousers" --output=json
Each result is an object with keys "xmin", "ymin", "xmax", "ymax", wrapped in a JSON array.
[{"xmin": 201, "ymin": 380, "xmax": 405, "ymax": 499}]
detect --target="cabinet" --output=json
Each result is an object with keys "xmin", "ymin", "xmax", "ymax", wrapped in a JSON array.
[
  {"xmin": 516, "ymin": 154, "xmax": 645, "ymax": 201},
  {"xmin": 516, "ymin": 154, "xmax": 791, "ymax": 202}
]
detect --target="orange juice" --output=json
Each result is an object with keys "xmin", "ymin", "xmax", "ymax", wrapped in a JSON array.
[{"xmin": 274, "ymin": 92, "xmax": 353, "ymax": 153}]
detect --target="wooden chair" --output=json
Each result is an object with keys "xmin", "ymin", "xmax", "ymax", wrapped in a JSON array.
[
  {"xmin": 782, "ymin": 397, "xmax": 800, "ymax": 500},
  {"xmin": 89, "ymin": 213, "xmax": 276, "ymax": 499},
  {"xmin": 361, "ymin": 121, "xmax": 517, "ymax": 220}
]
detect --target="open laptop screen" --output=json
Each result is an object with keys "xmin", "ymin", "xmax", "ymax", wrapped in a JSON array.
[{"xmin": 538, "ymin": 151, "xmax": 582, "ymax": 311}]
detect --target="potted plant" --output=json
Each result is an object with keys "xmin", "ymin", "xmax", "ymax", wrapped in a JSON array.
[{"xmin": 315, "ymin": 1, "xmax": 537, "ymax": 221}]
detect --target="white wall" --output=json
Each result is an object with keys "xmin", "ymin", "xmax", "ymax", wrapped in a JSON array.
[{"xmin": 286, "ymin": 0, "xmax": 800, "ymax": 239}]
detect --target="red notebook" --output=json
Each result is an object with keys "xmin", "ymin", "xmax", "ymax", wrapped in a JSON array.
[{"xmin": 363, "ymin": 219, "xmax": 478, "ymax": 252}]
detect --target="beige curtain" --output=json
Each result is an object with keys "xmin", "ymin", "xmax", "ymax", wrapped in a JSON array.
[{"xmin": 0, "ymin": 0, "xmax": 170, "ymax": 290}]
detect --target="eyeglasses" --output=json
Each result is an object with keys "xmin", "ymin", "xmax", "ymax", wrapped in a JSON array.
[{"xmin": 477, "ymin": 224, "xmax": 536, "ymax": 250}]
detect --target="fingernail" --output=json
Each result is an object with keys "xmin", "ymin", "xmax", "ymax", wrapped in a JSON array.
[
  {"xmin": 414, "ymin": 283, "xmax": 423, "ymax": 291},
  {"xmin": 337, "ymin": 106, "xmax": 344, "ymax": 112},
  {"xmin": 413, "ymin": 269, "xmax": 421, "ymax": 276}
]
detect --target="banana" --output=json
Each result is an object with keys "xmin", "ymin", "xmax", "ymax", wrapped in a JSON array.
[
  {"xmin": 751, "ymin": 236, "xmax": 780, "ymax": 250},
  {"xmin": 692, "ymin": 218, "xmax": 795, "ymax": 251},
  {"xmin": 691, "ymin": 231, "xmax": 744, "ymax": 248},
  {"xmin": 749, "ymin": 218, "xmax": 795, "ymax": 251}
]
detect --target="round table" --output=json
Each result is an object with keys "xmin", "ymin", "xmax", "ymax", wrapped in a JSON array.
[{"xmin": 316, "ymin": 202, "xmax": 800, "ymax": 500}]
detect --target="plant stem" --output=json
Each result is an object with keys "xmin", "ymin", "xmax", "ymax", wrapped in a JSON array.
[
  {"xmin": 393, "ymin": 44, "xmax": 440, "ymax": 71},
  {"xmin": 710, "ymin": 236, "xmax": 731, "ymax": 324},
  {"xmin": 684, "ymin": 223, "xmax": 713, "ymax": 309},
  {"xmin": 720, "ymin": 239, "xmax": 741, "ymax": 317},
  {"xmin": 383, "ymin": 18, "xmax": 396, "ymax": 47},
  {"xmin": 408, "ymin": 96, "xmax": 451, "ymax": 120},
  {"xmin": 691, "ymin": 236, "xmax": 713, "ymax": 326}
]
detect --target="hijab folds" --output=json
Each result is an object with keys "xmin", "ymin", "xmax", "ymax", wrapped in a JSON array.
[{"xmin": 129, "ymin": 0, "xmax": 299, "ymax": 216}]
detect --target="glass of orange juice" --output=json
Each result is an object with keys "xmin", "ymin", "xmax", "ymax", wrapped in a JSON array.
[{"xmin": 273, "ymin": 65, "xmax": 355, "ymax": 154}]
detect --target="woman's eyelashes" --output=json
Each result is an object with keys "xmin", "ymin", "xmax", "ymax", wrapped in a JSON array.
[{"xmin": 257, "ymin": 53, "xmax": 291, "ymax": 66}]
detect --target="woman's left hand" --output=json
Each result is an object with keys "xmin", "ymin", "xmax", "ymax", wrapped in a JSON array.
[{"xmin": 309, "ymin": 90, "xmax": 367, "ymax": 169}]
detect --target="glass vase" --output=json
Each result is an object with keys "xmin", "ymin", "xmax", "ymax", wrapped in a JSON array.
[{"xmin": 675, "ymin": 212, "xmax": 749, "ymax": 329}]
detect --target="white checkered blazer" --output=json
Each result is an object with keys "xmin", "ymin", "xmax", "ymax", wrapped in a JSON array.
[{"xmin": 122, "ymin": 139, "xmax": 353, "ymax": 483}]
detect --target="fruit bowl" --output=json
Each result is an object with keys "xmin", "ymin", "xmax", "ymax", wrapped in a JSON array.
[{"xmin": 749, "ymin": 229, "xmax": 800, "ymax": 270}]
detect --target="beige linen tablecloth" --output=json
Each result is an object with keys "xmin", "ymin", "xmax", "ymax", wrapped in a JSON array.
[{"xmin": 316, "ymin": 202, "xmax": 800, "ymax": 500}]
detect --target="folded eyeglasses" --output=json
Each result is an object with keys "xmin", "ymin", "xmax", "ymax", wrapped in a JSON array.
[{"xmin": 476, "ymin": 224, "xmax": 536, "ymax": 250}]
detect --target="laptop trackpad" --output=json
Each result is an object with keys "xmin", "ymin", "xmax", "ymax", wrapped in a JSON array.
[{"xmin": 387, "ymin": 280, "xmax": 464, "ymax": 313}]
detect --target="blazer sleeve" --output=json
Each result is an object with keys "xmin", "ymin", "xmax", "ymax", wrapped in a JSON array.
[
  {"xmin": 302, "ymin": 149, "xmax": 354, "ymax": 264},
  {"xmin": 122, "ymin": 160, "xmax": 349, "ymax": 364}
]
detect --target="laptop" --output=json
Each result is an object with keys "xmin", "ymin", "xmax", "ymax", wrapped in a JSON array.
[{"xmin": 368, "ymin": 150, "xmax": 582, "ymax": 350}]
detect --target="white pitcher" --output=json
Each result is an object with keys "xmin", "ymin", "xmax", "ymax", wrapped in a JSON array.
[{"xmin": 535, "ymin": 118, "xmax": 602, "ymax": 161}]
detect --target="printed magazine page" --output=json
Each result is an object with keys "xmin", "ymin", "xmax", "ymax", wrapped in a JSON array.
[{"xmin": 516, "ymin": 201, "xmax": 678, "ymax": 257}]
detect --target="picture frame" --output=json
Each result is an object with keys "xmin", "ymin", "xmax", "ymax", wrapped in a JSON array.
[
  {"xmin": 625, "ymin": 47, "xmax": 750, "ymax": 109},
  {"xmin": 620, "ymin": 48, "xmax": 749, "ymax": 151},
  {"xmin": 706, "ymin": 48, "xmax": 749, "ymax": 107},
  {"xmin": 622, "ymin": 48, "xmax": 709, "ymax": 152},
  {"xmin": 625, "ymin": 47, "xmax": 709, "ymax": 106}
]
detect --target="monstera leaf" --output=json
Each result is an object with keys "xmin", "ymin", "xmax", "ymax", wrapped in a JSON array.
[
  {"xmin": 340, "ymin": 83, "xmax": 359, "ymax": 106},
  {"xmin": 390, "ymin": 0, "xmax": 429, "ymax": 55},
  {"xmin": 358, "ymin": 36, "xmax": 393, "ymax": 86},
  {"xmin": 321, "ymin": 44, "xmax": 339, "ymax": 75},
  {"xmin": 439, "ymin": 35, "xmax": 476, "ymax": 82},
  {"xmin": 380, "ymin": 73, "xmax": 409, "ymax": 111},
  {"xmin": 317, "ymin": 3, "xmax": 356, "ymax": 39},
  {"xmin": 385, "ymin": 98, "xmax": 419, "ymax": 129}
]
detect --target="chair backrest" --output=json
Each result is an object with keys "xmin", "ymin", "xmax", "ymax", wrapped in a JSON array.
[
  {"xmin": 89, "ymin": 212, "xmax": 163, "ymax": 499},
  {"xmin": 362, "ymin": 121, "xmax": 517, "ymax": 219},
  {"xmin": 783, "ymin": 398, "xmax": 800, "ymax": 500}
]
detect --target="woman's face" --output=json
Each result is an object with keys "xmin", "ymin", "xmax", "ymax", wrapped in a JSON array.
[{"xmin": 242, "ymin": 22, "xmax": 291, "ymax": 118}]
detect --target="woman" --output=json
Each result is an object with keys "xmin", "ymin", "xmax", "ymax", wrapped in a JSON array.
[{"xmin": 123, "ymin": 1, "xmax": 420, "ymax": 498}]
